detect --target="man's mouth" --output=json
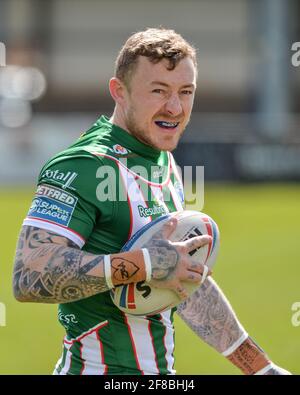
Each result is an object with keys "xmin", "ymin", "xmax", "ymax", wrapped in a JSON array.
[{"xmin": 155, "ymin": 121, "xmax": 180, "ymax": 130}]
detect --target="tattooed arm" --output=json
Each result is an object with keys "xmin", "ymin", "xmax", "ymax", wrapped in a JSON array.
[
  {"xmin": 13, "ymin": 225, "xmax": 123, "ymax": 304},
  {"xmin": 177, "ymin": 277, "xmax": 246, "ymax": 353},
  {"xmin": 177, "ymin": 277, "xmax": 291, "ymax": 375},
  {"xmin": 13, "ymin": 219, "xmax": 210, "ymax": 304}
]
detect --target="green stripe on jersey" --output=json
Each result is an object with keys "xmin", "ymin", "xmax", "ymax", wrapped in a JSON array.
[{"xmin": 148, "ymin": 314, "xmax": 169, "ymax": 374}]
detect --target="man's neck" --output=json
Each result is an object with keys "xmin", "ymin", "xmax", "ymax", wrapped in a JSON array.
[{"xmin": 109, "ymin": 109, "xmax": 131, "ymax": 136}]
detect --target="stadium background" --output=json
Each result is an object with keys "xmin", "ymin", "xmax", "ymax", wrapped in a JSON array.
[{"xmin": 0, "ymin": 0, "xmax": 299, "ymax": 374}]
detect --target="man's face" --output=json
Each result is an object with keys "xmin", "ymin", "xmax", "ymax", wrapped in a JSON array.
[{"xmin": 122, "ymin": 56, "xmax": 196, "ymax": 151}]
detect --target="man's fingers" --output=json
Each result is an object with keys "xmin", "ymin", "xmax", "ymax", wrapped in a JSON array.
[
  {"xmin": 174, "ymin": 284, "xmax": 189, "ymax": 300},
  {"xmin": 185, "ymin": 272, "xmax": 202, "ymax": 283},
  {"xmin": 161, "ymin": 217, "xmax": 178, "ymax": 239},
  {"xmin": 183, "ymin": 266, "xmax": 211, "ymax": 283},
  {"xmin": 182, "ymin": 235, "xmax": 212, "ymax": 253},
  {"xmin": 188, "ymin": 261, "xmax": 212, "ymax": 276},
  {"xmin": 172, "ymin": 265, "xmax": 212, "ymax": 299}
]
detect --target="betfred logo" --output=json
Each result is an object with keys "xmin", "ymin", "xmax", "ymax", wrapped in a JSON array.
[{"xmin": 37, "ymin": 184, "xmax": 77, "ymax": 205}]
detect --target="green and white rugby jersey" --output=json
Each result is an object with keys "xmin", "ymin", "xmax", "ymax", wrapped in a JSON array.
[{"xmin": 24, "ymin": 115, "xmax": 185, "ymax": 375}]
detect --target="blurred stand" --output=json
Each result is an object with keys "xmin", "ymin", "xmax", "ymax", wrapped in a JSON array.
[
  {"xmin": 0, "ymin": 0, "xmax": 299, "ymax": 184},
  {"xmin": 255, "ymin": 0, "xmax": 291, "ymax": 139}
]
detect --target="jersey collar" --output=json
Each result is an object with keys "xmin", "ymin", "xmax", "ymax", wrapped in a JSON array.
[{"xmin": 99, "ymin": 115, "xmax": 163, "ymax": 161}]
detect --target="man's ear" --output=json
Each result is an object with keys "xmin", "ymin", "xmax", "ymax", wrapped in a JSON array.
[{"xmin": 109, "ymin": 77, "xmax": 128, "ymax": 105}]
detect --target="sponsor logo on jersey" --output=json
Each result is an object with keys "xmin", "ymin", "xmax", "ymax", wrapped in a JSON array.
[
  {"xmin": 138, "ymin": 204, "xmax": 167, "ymax": 218},
  {"xmin": 41, "ymin": 169, "xmax": 78, "ymax": 190},
  {"xmin": 28, "ymin": 185, "xmax": 78, "ymax": 227},
  {"xmin": 58, "ymin": 312, "xmax": 78, "ymax": 329}
]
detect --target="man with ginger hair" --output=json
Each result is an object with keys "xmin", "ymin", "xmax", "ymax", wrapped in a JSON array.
[{"xmin": 13, "ymin": 28, "xmax": 290, "ymax": 375}]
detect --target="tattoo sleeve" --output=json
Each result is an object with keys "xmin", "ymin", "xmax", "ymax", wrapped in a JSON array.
[
  {"xmin": 13, "ymin": 226, "xmax": 146, "ymax": 304},
  {"xmin": 176, "ymin": 276, "xmax": 247, "ymax": 354},
  {"xmin": 176, "ymin": 277, "xmax": 281, "ymax": 374}
]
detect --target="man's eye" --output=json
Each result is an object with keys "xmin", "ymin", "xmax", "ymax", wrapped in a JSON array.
[
  {"xmin": 152, "ymin": 89, "xmax": 164, "ymax": 94},
  {"xmin": 181, "ymin": 90, "xmax": 193, "ymax": 95}
]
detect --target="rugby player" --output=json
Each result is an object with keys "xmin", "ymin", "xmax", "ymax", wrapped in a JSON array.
[{"xmin": 13, "ymin": 28, "xmax": 290, "ymax": 375}]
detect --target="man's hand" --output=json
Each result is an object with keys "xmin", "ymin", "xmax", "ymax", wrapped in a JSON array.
[{"xmin": 144, "ymin": 218, "xmax": 212, "ymax": 299}]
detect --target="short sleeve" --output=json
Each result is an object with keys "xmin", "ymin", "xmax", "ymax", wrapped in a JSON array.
[{"xmin": 23, "ymin": 155, "xmax": 109, "ymax": 248}]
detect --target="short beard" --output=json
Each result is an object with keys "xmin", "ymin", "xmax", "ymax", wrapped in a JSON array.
[
  {"xmin": 125, "ymin": 106, "xmax": 155, "ymax": 148},
  {"xmin": 125, "ymin": 106, "xmax": 186, "ymax": 152}
]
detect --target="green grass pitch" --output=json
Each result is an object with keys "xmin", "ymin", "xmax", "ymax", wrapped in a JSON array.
[{"xmin": 0, "ymin": 184, "xmax": 299, "ymax": 374}]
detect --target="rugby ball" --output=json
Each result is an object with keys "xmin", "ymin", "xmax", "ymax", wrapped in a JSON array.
[{"xmin": 110, "ymin": 210, "xmax": 220, "ymax": 316}]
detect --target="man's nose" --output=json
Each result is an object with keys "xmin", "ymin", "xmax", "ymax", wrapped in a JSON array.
[{"xmin": 164, "ymin": 94, "xmax": 182, "ymax": 117}]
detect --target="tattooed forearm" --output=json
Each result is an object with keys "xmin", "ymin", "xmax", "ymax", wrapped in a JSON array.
[
  {"xmin": 177, "ymin": 276, "xmax": 246, "ymax": 353},
  {"xmin": 13, "ymin": 218, "xmax": 210, "ymax": 305},
  {"xmin": 226, "ymin": 337, "xmax": 270, "ymax": 374},
  {"xmin": 177, "ymin": 278, "xmax": 292, "ymax": 375},
  {"xmin": 13, "ymin": 226, "xmax": 109, "ymax": 304}
]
